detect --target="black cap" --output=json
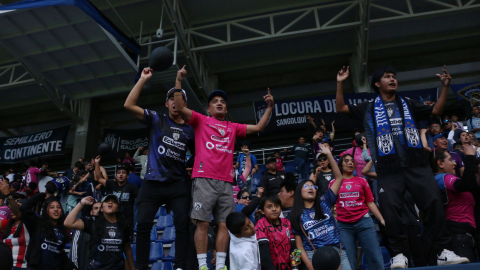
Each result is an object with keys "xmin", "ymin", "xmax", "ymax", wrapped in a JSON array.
[
  {"xmin": 241, "ymin": 140, "xmax": 252, "ymax": 149},
  {"xmin": 166, "ymin": 87, "xmax": 187, "ymax": 103},
  {"xmin": 207, "ymin": 90, "xmax": 228, "ymax": 104},
  {"xmin": 266, "ymin": 157, "xmax": 276, "ymax": 164}
]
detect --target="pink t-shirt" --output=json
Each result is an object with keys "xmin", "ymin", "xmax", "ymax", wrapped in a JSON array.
[
  {"xmin": 340, "ymin": 147, "xmax": 369, "ymax": 178},
  {"xmin": 444, "ymin": 174, "xmax": 476, "ymax": 228},
  {"xmin": 25, "ymin": 167, "xmax": 41, "ymax": 187},
  {"xmin": 329, "ymin": 176, "xmax": 374, "ymax": 223},
  {"xmin": 276, "ymin": 156, "xmax": 284, "ymax": 171},
  {"xmin": 187, "ymin": 110, "xmax": 247, "ymax": 182}
]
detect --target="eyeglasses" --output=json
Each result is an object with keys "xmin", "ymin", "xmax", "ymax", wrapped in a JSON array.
[
  {"xmin": 304, "ymin": 184, "xmax": 318, "ymax": 190},
  {"xmin": 241, "ymin": 195, "xmax": 252, "ymax": 200},
  {"xmin": 317, "ymin": 156, "xmax": 328, "ymax": 161}
]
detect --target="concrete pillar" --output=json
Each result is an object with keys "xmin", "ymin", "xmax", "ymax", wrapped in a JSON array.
[{"xmin": 70, "ymin": 98, "xmax": 101, "ymax": 167}]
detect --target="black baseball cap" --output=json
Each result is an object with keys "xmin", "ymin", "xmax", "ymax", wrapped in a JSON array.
[
  {"xmin": 266, "ymin": 157, "xmax": 276, "ymax": 164},
  {"xmin": 207, "ymin": 90, "xmax": 228, "ymax": 104},
  {"xmin": 166, "ymin": 87, "xmax": 187, "ymax": 103}
]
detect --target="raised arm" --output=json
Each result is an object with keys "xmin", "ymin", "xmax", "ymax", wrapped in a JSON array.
[
  {"xmin": 124, "ymin": 68, "xmax": 152, "ymax": 120},
  {"xmin": 362, "ymin": 160, "xmax": 377, "ymax": 178},
  {"xmin": 330, "ymin": 120, "xmax": 335, "ymax": 141},
  {"xmin": 336, "ymin": 66, "xmax": 350, "ymax": 114},
  {"xmin": 94, "ymin": 155, "xmax": 107, "ymax": 186},
  {"xmin": 431, "ymin": 65, "xmax": 452, "ymax": 116},
  {"xmin": 173, "ymin": 66, "xmax": 193, "ymax": 122},
  {"xmin": 241, "ymin": 150, "xmax": 252, "ymax": 181},
  {"xmin": 64, "ymin": 196, "xmax": 95, "ymax": 230},
  {"xmin": 247, "ymin": 88, "xmax": 274, "ymax": 134},
  {"xmin": 321, "ymin": 144, "xmax": 343, "ymax": 195}
]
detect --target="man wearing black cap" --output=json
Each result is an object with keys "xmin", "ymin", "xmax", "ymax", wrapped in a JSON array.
[
  {"xmin": 259, "ymin": 157, "xmax": 285, "ymax": 197},
  {"xmin": 336, "ymin": 65, "xmax": 469, "ymax": 267},
  {"xmin": 173, "ymin": 66, "xmax": 274, "ymax": 270},
  {"xmin": 124, "ymin": 66, "xmax": 195, "ymax": 270}
]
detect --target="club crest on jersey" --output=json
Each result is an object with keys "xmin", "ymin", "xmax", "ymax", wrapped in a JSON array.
[
  {"xmin": 387, "ymin": 107, "xmax": 394, "ymax": 117},
  {"xmin": 194, "ymin": 202, "xmax": 202, "ymax": 211},
  {"xmin": 173, "ymin": 131, "xmax": 180, "ymax": 141},
  {"xmin": 405, "ymin": 127, "xmax": 420, "ymax": 147},
  {"xmin": 346, "ymin": 184, "xmax": 352, "ymax": 190},
  {"xmin": 377, "ymin": 133, "xmax": 393, "ymax": 154},
  {"xmin": 286, "ymin": 229, "xmax": 290, "ymax": 238},
  {"xmin": 108, "ymin": 229, "xmax": 116, "ymax": 238},
  {"xmin": 325, "ymin": 175, "xmax": 331, "ymax": 181},
  {"xmin": 218, "ymin": 128, "xmax": 225, "ymax": 136}
]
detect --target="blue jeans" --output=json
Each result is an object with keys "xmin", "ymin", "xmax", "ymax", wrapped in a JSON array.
[
  {"xmin": 307, "ymin": 246, "xmax": 351, "ymax": 270},
  {"xmin": 294, "ymin": 158, "xmax": 310, "ymax": 180},
  {"xmin": 337, "ymin": 216, "xmax": 384, "ymax": 270}
]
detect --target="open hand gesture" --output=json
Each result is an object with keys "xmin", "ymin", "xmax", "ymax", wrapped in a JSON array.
[
  {"xmin": 176, "ymin": 65, "xmax": 187, "ymax": 82},
  {"xmin": 263, "ymin": 88, "xmax": 274, "ymax": 108},
  {"xmin": 242, "ymin": 148, "xmax": 250, "ymax": 155},
  {"xmin": 320, "ymin": 144, "xmax": 331, "ymax": 155},
  {"xmin": 337, "ymin": 66, "xmax": 350, "ymax": 82},
  {"xmin": 436, "ymin": 65, "xmax": 452, "ymax": 87},
  {"xmin": 141, "ymin": 68, "xmax": 153, "ymax": 80}
]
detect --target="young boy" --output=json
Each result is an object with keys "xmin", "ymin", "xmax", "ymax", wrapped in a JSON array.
[
  {"xmin": 273, "ymin": 150, "xmax": 285, "ymax": 172},
  {"xmin": 226, "ymin": 212, "xmax": 261, "ymax": 270}
]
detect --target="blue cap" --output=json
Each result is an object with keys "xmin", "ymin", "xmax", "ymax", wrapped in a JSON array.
[
  {"xmin": 207, "ymin": 90, "xmax": 228, "ymax": 104},
  {"xmin": 432, "ymin": 132, "xmax": 448, "ymax": 141}
]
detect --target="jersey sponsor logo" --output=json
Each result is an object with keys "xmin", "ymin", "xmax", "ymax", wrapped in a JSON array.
[
  {"xmin": 41, "ymin": 243, "xmax": 48, "ymax": 249},
  {"xmin": 209, "ymin": 124, "xmax": 218, "ymax": 130},
  {"xmin": 166, "ymin": 149, "xmax": 184, "ymax": 162},
  {"xmin": 211, "ymin": 135, "xmax": 229, "ymax": 143},
  {"xmin": 308, "ymin": 224, "xmax": 335, "ymax": 239},
  {"xmin": 216, "ymin": 144, "xmax": 232, "ymax": 153},
  {"xmin": 101, "ymin": 239, "xmax": 122, "ymax": 245},
  {"xmin": 158, "ymin": 145, "xmax": 165, "ymax": 154},
  {"xmin": 339, "ymin": 201, "xmax": 363, "ymax": 208},
  {"xmin": 163, "ymin": 136, "xmax": 186, "ymax": 150},
  {"xmin": 98, "ymin": 244, "xmax": 105, "ymax": 251},
  {"xmin": 206, "ymin": 142, "xmax": 214, "ymax": 149},
  {"xmin": 108, "ymin": 229, "xmax": 116, "ymax": 238},
  {"xmin": 339, "ymin": 192, "xmax": 359, "ymax": 198},
  {"xmin": 389, "ymin": 118, "xmax": 402, "ymax": 125},
  {"xmin": 303, "ymin": 213, "xmax": 331, "ymax": 230}
]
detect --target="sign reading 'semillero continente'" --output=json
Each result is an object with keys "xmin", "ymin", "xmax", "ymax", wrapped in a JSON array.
[{"xmin": 0, "ymin": 125, "xmax": 70, "ymax": 163}]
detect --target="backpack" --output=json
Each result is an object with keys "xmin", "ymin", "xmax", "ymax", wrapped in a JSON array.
[{"xmin": 434, "ymin": 173, "xmax": 448, "ymax": 205}]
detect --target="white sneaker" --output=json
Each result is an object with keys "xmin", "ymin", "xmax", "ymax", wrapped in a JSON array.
[
  {"xmin": 390, "ymin": 253, "xmax": 408, "ymax": 269},
  {"xmin": 437, "ymin": 249, "xmax": 469, "ymax": 265}
]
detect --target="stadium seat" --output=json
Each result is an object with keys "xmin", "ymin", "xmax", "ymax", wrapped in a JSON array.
[
  {"xmin": 163, "ymin": 242, "xmax": 175, "ymax": 262},
  {"xmin": 149, "ymin": 242, "xmax": 164, "ymax": 263},
  {"xmin": 65, "ymin": 243, "xmax": 71, "ymax": 250},
  {"xmin": 159, "ymin": 226, "xmax": 176, "ymax": 244},
  {"xmin": 131, "ymin": 244, "xmax": 136, "ymax": 261},
  {"xmin": 155, "ymin": 206, "xmax": 168, "ymax": 218},
  {"xmin": 285, "ymin": 161, "xmax": 295, "ymax": 174},
  {"xmin": 155, "ymin": 214, "xmax": 174, "ymax": 230},
  {"xmin": 151, "ymin": 227, "xmax": 160, "ymax": 242},
  {"xmin": 151, "ymin": 262, "xmax": 173, "ymax": 270}
]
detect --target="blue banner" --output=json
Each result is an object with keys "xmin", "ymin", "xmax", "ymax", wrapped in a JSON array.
[
  {"xmin": 450, "ymin": 82, "xmax": 480, "ymax": 106},
  {"xmin": 253, "ymin": 89, "xmax": 438, "ymax": 134}
]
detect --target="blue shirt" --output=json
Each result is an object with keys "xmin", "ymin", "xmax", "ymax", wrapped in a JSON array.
[
  {"xmin": 236, "ymin": 153, "xmax": 258, "ymax": 176},
  {"xmin": 293, "ymin": 189, "xmax": 343, "ymax": 251},
  {"xmin": 141, "ymin": 109, "xmax": 195, "ymax": 182},
  {"xmin": 468, "ymin": 116, "xmax": 480, "ymax": 138},
  {"xmin": 128, "ymin": 173, "xmax": 143, "ymax": 188}
]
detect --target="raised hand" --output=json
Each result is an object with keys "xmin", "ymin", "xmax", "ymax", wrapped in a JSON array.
[
  {"xmin": 95, "ymin": 155, "xmax": 101, "ymax": 163},
  {"xmin": 176, "ymin": 65, "xmax": 187, "ymax": 82},
  {"xmin": 320, "ymin": 143, "xmax": 331, "ymax": 155},
  {"xmin": 463, "ymin": 144, "xmax": 476, "ymax": 156},
  {"xmin": 242, "ymin": 148, "xmax": 250, "ymax": 155},
  {"xmin": 436, "ymin": 65, "xmax": 452, "ymax": 87},
  {"xmin": 337, "ymin": 66, "xmax": 350, "ymax": 82},
  {"xmin": 80, "ymin": 196, "xmax": 95, "ymax": 206},
  {"xmin": 0, "ymin": 181, "xmax": 9, "ymax": 195},
  {"xmin": 141, "ymin": 67, "xmax": 153, "ymax": 80},
  {"xmin": 257, "ymin": 187, "xmax": 265, "ymax": 197},
  {"xmin": 263, "ymin": 88, "xmax": 274, "ymax": 108}
]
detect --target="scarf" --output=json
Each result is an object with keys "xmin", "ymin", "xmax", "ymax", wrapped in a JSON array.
[{"xmin": 371, "ymin": 95, "xmax": 426, "ymax": 173}]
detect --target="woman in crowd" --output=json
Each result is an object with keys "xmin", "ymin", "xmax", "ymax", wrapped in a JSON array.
[
  {"xmin": 0, "ymin": 184, "xmax": 29, "ymax": 270},
  {"xmin": 309, "ymin": 153, "xmax": 333, "ymax": 196},
  {"xmin": 430, "ymin": 145, "xmax": 478, "ymax": 263},
  {"xmin": 20, "ymin": 192, "xmax": 75, "ymax": 270},
  {"xmin": 289, "ymin": 144, "xmax": 351, "ymax": 270},
  {"xmin": 340, "ymin": 133, "xmax": 369, "ymax": 178},
  {"xmin": 64, "ymin": 194, "xmax": 135, "ymax": 270},
  {"xmin": 329, "ymin": 154, "xmax": 385, "ymax": 270}
]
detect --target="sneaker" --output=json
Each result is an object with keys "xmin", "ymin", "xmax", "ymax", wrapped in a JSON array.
[
  {"xmin": 437, "ymin": 249, "xmax": 469, "ymax": 265},
  {"xmin": 390, "ymin": 253, "xmax": 408, "ymax": 269},
  {"xmin": 218, "ymin": 267, "xmax": 227, "ymax": 270},
  {"xmin": 199, "ymin": 266, "xmax": 209, "ymax": 270}
]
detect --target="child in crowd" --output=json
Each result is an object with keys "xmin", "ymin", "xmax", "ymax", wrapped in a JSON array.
[
  {"xmin": 256, "ymin": 194, "xmax": 297, "ymax": 270},
  {"xmin": 274, "ymin": 150, "xmax": 285, "ymax": 172},
  {"xmin": 227, "ymin": 212, "xmax": 261, "ymax": 270}
]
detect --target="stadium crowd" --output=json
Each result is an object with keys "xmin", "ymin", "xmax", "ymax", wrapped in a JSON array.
[{"xmin": 1, "ymin": 64, "xmax": 480, "ymax": 270}]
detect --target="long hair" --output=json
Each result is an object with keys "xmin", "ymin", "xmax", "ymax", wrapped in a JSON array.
[
  {"xmin": 338, "ymin": 154, "xmax": 355, "ymax": 174},
  {"xmin": 430, "ymin": 148, "xmax": 449, "ymax": 173},
  {"xmin": 95, "ymin": 206, "xmax": 129, "ymax": 241},
  {"xmin": 2, "ymin": 218, "xmax": 23, "ymax": 239},
  {"xmin": 289, "ymin": 179, "xmax": 325, "ymax": 233},
  {"xmin": 40, "ymin": 199, "xmax": 69, "ymax": 242}
]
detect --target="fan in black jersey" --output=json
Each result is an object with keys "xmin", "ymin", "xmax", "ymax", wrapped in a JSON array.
[
  {"xmin": 65, "ymin": 195, "xmax": 134, "ymax": 270},
  {"xmin": 124, "ymin": 66, "xmax": 195, "ymax": 270}
]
